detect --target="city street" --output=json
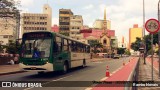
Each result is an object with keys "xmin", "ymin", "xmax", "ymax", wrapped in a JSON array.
[
  {"xmin": 1, "ymin": 0, "xmax": 160, "ymax": 90},
  {"xmin": 0, "ymin": 57, "xmax": 131, "ymax": 90}
]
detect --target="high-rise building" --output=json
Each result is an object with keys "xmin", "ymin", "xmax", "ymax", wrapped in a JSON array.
[
  {"xmin": 93, "ymin": 19, "xmax": 111, "ymax": 30},
  {"xmin": 70, "ymin": 15, "xmax": 83, "ymax": 40},
  {"xmin": 118, "ymin": 36, "xmax": 128, "ymax": 49},
  {"xmin": 21, "ymin": 4, "xmax": 52, "ymax": 35},
  {"xmin": 129, "ymin": 24, "xmax": 143, "ymax": 51},
  {"xmin": 0, "ymin": 17, "xmax": 16, "ymax": 45},
  {"xmin": 0, "ymin": 8, "xmax": 19, "ymax": 45},
  {"xmin": 59, "ymin": 9, "xmax": 73, "ymax": 36}
]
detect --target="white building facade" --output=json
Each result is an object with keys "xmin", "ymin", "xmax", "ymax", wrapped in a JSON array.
[{"xmin": 21, "ymin": 4, "xmax": 52, "ymax": 36}]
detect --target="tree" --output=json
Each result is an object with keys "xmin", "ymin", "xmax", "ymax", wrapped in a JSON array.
[
  {"xmin": 144, "ymin": 33, "xmax": 158, "ymax": 53},
  {"xmin": 0, "ymin": 0, "xmax": 21, "ymax": 39},
  {"xmin": 125, "ymin": 49, "xmax": 131, "ymax": 55},
  {"xmin": 0, "ymin": 45, "xmax": 3, "ymax": 53},
  {"xmin": 131, "ymin": 37, "xmax": 142, "ymax": 51},
  {"xmin": 89, "ymin": 40, "xmax": 103, "ymax": 53},
  {"xmin": 0, "ymin": 0, "xmax": 20, "ymax": 17},
  {"xmin": 117, "ymin": 48, "xmax": 125, "ymax": 56}
]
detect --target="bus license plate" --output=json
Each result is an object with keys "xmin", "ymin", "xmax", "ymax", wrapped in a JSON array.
[{"xmin": 31, "ymin": 67, "xmax": 36, "ymax": 69}]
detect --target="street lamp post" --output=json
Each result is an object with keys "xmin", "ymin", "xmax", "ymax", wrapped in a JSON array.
[
  {"xmin": 143, "ymin": 0, "xmax": 146, "ymax": 64},
  {"xmin": 158, "ymin": 0, "xmax": 160, "ymax": 78}
]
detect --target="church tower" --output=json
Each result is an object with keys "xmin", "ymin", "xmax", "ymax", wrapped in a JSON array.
[
  {"xmin": 103, "ymin": 8, "xmax": 107, "ymax": 34},
  {"xmin": 100, "ymin": 8, "xmax": 111, "ymax": 51},
  {"xmin": 43, "ymin": 4, "xmax": 52, "ymax": 31}
]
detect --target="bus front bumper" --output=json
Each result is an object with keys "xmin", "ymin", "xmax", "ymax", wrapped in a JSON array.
[{"xmin": 19, "ymin": 63, "xmax": 54, "ymax": 71}]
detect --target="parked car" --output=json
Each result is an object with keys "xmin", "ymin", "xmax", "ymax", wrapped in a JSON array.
[{"xmin": 113, "ymin": 54, "xmax": 120, "ymax": 59}]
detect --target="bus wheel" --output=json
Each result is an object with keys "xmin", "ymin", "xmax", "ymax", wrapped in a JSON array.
[{"xmin": 82, "ymin": 60, "xmax": 86, "ymax": 68}]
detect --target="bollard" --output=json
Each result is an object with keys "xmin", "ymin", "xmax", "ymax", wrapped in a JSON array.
[{"xmin": 106, "ymin": 66, "xmax": 110, "ymax": 77}]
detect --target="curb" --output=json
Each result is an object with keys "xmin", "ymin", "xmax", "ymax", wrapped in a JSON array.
[{"xmin": 0, "ymin": 71, "xmax": 26, "ymax": 76}]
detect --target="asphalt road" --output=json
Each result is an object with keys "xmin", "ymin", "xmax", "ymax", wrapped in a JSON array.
[{"xmin": 0, "ymin": 57, "xmax": 131, "ymax": 90}]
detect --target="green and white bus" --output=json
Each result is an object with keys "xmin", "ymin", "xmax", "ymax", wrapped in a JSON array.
[{"xmin": 19, "ymin": 31, "xmax": 91, "ymax": 74}]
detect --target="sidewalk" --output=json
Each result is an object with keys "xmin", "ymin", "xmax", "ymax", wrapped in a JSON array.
[
  {"xmin": 0, "ymin": 64, "xmax": 23, "ymax": 75},
  {"xmin": 138, "ymin": 58, "xmax": 160, "ymax": 90}
]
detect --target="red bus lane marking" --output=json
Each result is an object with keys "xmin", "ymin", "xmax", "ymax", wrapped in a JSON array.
[{"xmin": 91, "ymin": 58, "xmax": 138, "ymax": 90}]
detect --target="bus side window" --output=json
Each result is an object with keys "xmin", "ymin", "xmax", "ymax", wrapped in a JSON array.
[
  {"xmin": 68, "ymin": 40, "xmax": 71, "ymax": 51},
  {"xmin": 56, "ymin": 36, "xmax": 62, "ymax": 52},
  {"xmin": 53, "ymin": 41, "xmax": 58, "ymax": 52},
  {"xmin": 63, "ymin": 39, "xmax": 68, "ymax": 51},
  {"xmin": 71, "ymin": 41, "xmax": 75, "ymax": 52}
]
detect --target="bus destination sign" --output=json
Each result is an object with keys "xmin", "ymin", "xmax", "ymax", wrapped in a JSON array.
[{"xmin": 23, "ymin": 32, "xmax": 52, "ymax": 38}]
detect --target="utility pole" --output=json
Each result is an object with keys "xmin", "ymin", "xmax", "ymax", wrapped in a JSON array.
[
  {"xmin": 143, "ymin": 0, "xmax": 146, "ymax": 64},
  {"xmin": 158, "ymin": 0, "xmax": 160, "ymax": 78}
]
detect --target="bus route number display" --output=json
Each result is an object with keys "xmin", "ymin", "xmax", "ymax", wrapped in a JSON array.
[{"xmin": 24, "ymin": 32, "xmax": 52, "ymax": 38}]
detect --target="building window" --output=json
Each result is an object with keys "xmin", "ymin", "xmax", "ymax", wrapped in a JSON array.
[
  {"xmin": 9, "ymin": 36, "xmax": 13, "ymax": 38},
  {"xmin": 103, "ymin": 39, "xmax": 107, "ymax": 45},
  {"xmin": 3, "ymin": 35, "xmax": 8, "ymax": 38},
  {"xmin": 40, "ymin": 17, "xmax": 43, "ymax": 20}
]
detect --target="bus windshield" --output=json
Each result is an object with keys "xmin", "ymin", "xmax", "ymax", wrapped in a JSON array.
[{"xmin": 21, "ymin": 38, "xmax": 51, "ymax": 58}]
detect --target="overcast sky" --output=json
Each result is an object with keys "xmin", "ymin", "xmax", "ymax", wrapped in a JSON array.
[{"xmin": 17, "ymin": 0, "xmax": 159, "ymax": 42}]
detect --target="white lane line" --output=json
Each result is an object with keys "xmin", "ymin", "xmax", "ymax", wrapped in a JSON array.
[
  {"xmin": 24, "ymin": 75, "xmax": 73, "ymax": 90},
  {"xmin": 52, "ymin": 75, "xmax": 73, "ymax": 81},
  {"xmin": 100, "ymin": 77, "xmax": 108, "ymax": 81}
]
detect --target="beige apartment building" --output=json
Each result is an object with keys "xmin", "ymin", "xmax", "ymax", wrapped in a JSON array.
[
  {"xmin": 93, "ymin": 19, "xmax": 111, "ymax": 30},
  {"xmin": 70, "ymin": 15, "xmax": 83, "ymax": 40},
  {"xmin": 59, "ymin": 9, "xmax": 73, "ymax": 36},
  {"xmin": 0, "ymin": 17, "xmax": 16, "ymax": 45},
  {"xmin": 21, "ymin": 4, "xmax": 52, "ymax": 36}
]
